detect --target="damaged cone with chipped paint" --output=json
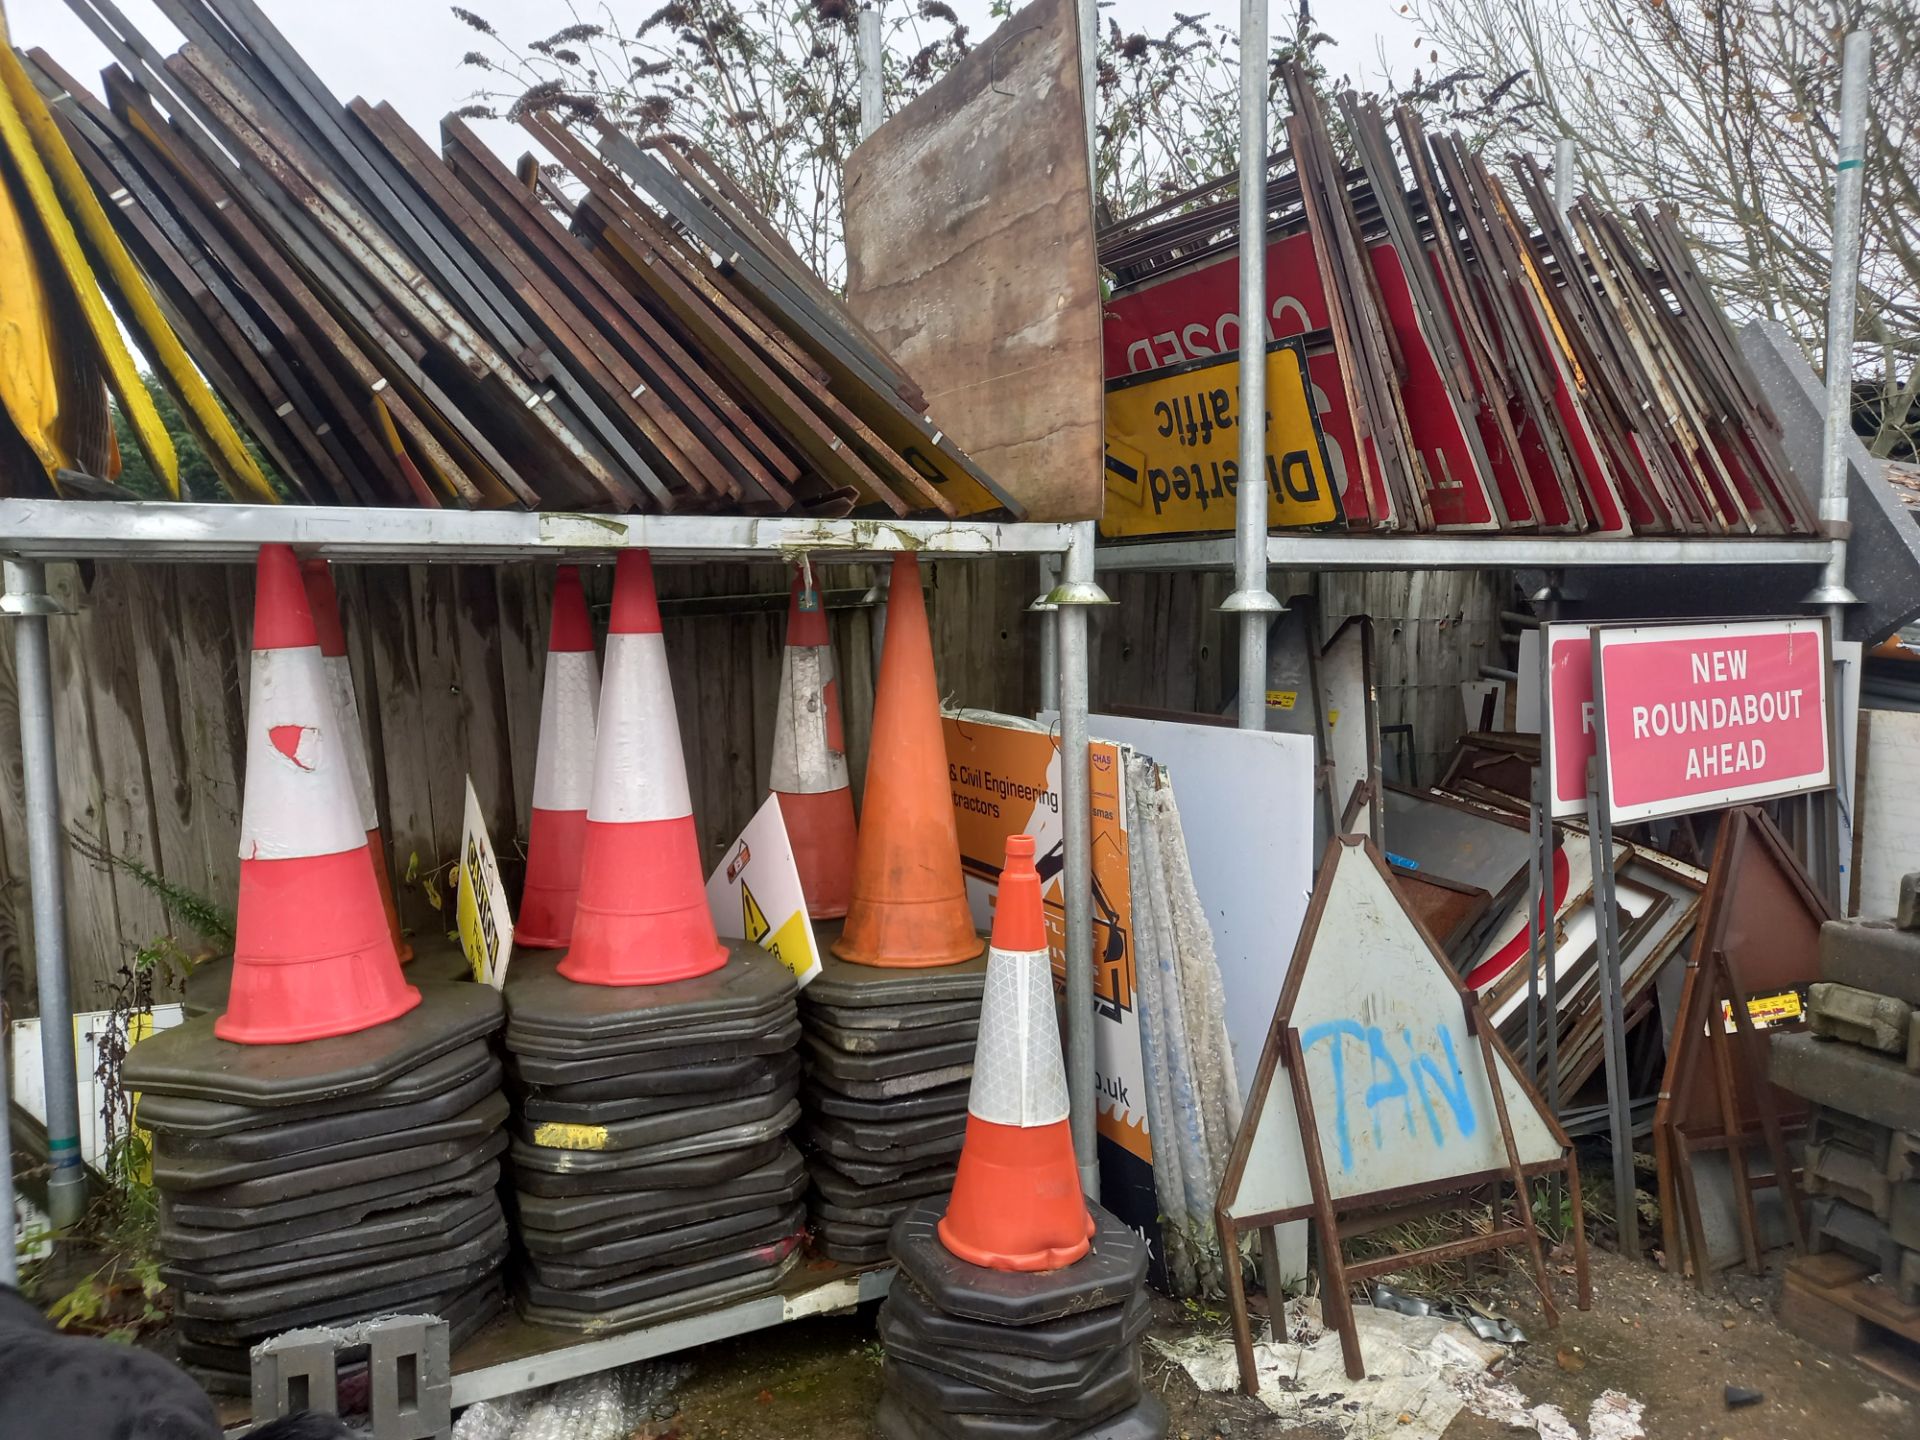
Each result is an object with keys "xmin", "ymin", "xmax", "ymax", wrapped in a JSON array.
[
  {"xmin": 218, "ymin": 544, "xmax": 421, "ymax": 1044},
  {"xmin": 772, "ymin": 566, "xmax": 856, "ymax": 919},
  {"xmin": 938, "ymin": 834, "xmax": 1094, "ymax": 1271},
  {"xmin": 516, "ymin": 566, "xmax": 601, "ymax": 949},
  {"xmin": 558, "ymin": 551, "xmax": 728, "ymax": 986},
  {"xmin": 301, "ymin": 558, "xmax": 412, "ymax": 963},
  {"xmin": 832, "ymin": 553, "xmax": 984, "ymax": 968}
]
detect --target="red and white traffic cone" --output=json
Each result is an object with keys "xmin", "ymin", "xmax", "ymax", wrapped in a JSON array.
[
  {"xmin": 771, "ymin": 567, "xmax": 856, "ymax": 918},
  {"xmin": 516, "ymin": 567, "xmax": 600, "ymax": 949},
  {"xmin": 219, "ymin": 545, "xmax": 420, "ymax": 1044},
  {"xmin": 558, "ymin": 552, "xmax": 728, "ymax": 987},
  {"xmin": 938, "ymin": 834, "xmax": 1093, "ymax": 1271},
  {"xmin": 300, "ymin": 559, "xmax": 412, "ymax": 963}
]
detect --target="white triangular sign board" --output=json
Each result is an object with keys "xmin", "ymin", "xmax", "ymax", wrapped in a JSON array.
[{"xmin": 1225, "ymin": 837, "xmax": 1563, "ymax": 1221}]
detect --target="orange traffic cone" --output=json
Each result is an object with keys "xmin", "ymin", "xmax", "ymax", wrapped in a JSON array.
[
  {"xmin": 772, "ymin": 568, "xmax": 856, "ymax": 919},
  {"xmin": 219, "ymin": 545, "xmax": 420, "ymax": 1044},
  {"xmin": 938, "ymin": 834, "xmax": 1093, "ymax": 1270},
  {"xmin": 831, "ymin": 554, "xmax": 983, "ymax": 968},
  {"xmin": 300, "ymin": 559, "xmax": 412, "ymax": 964},
  {"xmin": 558, "ymin": 551, "xmax": 728, "ymax": 986},
  {"xmin": 516, "ymin": 567, "xmax": 600, "ymax": 949}
]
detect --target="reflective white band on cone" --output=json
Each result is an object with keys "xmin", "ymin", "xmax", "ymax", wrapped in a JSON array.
[
  {"xmin": 321, "ymin": 653, "xmax": 379, "ymax": 832},
  {"xmin": 771, "ymin": 646, "xmax": 849, "ymax": 795},
  {"xmin": 967, "ymin": 944, "xmax": 1072, "ymax": 1128},
  {"xmin": 240, "ymin": 645, "xmax": 367, "ymax": 861},
  {"xmin": 588, "ymin": 631, "xmax": 691, "ymax": 822},
  {"xmin": 532, "ymin": 648, "xmax": 601, "ymax": 812}
]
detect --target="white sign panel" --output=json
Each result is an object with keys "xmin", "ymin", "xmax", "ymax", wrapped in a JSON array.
[
  {"xmin": 706, "ymin": 795, "xmax": 823, "ymax": 988},
  {"xmin": 458, "ymin": 778, "xmax": 514, "ymax": 989},
  {"xmin": 1225, "ymin": 839, "xmax": 1563, "ymax": 1220}
]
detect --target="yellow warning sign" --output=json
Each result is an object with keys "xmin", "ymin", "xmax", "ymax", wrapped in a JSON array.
[
  {"xmin": 1267, "ymin": 690, "xmax": 1298, "ymax": 710},
  {"xmin": 741, "ymin": 881, "xmax": 770, "ymax": 944},
  {"xmin": 765, "ymin": 910, "xmax": 815, "ymax": 983},
  {"xmin": 1100, "ymin": 337, "xmax": 1339, "ymax": 538},
  {"xmin": 531, "ymin": 1122, "xmax": 610, "ymax": 1150},
  {"xmin": 1720, "ymin": 989, "xmax": 1803, "ymax": 1033}
]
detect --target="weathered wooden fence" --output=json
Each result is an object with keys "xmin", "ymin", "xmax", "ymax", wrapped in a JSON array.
[{"xmin": 0, "ymin": 558, "xmax": 1498, "ymax": 1017}]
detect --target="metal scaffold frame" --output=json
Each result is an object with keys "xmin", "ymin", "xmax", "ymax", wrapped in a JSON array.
[{"xmin": 0, "ymin": 499, "xmax": 1098, "ymax": 1399}]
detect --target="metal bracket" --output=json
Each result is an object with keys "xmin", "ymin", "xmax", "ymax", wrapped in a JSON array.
[
  {"xmin": 1044, "ymin": 578, "xmax": 1114, "ymax": 607},
  {"xmin": 0, "ymin": 593, "xmax": 69, "ymax": 618},
  {"xmin": 1218, "ymin": 588, "xmax": 1285, "ymax": 615}
]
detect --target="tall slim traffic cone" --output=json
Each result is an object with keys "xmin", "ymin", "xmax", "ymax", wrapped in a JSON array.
[
  {"xmin": 938, "ymin": 834, "xmax": 1092, "ymax": 1271},
  {"xmin": 300, "ymin": 559, "xmax": 411, "ymax": 963},
  {"xmin": 219, "ymin": 545, "xmax": 420, "ymax": 1044},
  {"xmin": 558, "ymin": 551, "xmax": 727, "ymax": 986},
  {"xmin": 831, "ymin": 553, "xmax": 982, "ymax": 968},
  {"xmin": 516, "ymin": 567, "xmax": 600, "ymax": 948},
  {"xmin": 772, "ymin": 568, "xmax": 856, "ymax": 918}
]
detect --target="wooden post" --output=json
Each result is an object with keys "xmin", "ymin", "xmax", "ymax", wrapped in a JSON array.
[
  {"xmin": 1723, "ymin": 949, "xmax": 1807, "ymax": 1252},
  {"xmin": 1284, "ymin": 1025, "xmax": 1364, "ymax": 1380},
  {"xmin": 1216, "ymin": 1211, "xmax": 1260, "ymax": 1393}
]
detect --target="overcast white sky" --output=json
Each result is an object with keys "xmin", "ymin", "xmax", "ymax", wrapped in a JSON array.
[{"xmin": 10, "ymin": 0, "xmax": 1417, "ymax": 163}]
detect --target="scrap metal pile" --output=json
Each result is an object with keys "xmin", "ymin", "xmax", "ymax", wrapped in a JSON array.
[
  {"xmin": 1098, "ymin": 64, "xmax": 1813, "ymax": 537},
  {"xmin": 20, "ymin": 0, "xmax": 1017, "ymax": 516}
]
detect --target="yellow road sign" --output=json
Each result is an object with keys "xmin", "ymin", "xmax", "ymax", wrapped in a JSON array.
[{"xmin": 1100, "ymin": 337, "xmax": 1339, "ymax": 537}]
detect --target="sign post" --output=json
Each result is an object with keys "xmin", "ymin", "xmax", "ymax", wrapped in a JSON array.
[{"xmin": 1585, "ymin": 616, "xmax": 1834, "ymax": 1263}]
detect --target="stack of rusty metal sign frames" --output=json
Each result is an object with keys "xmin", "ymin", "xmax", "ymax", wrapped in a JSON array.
[
  {"xmin": 1096, "ymin": 61, "xmax": 1813, "ymax": 537},
  {"xmin": 30, "ymin": 0, "xmax": 1021, "ymax": 517}
]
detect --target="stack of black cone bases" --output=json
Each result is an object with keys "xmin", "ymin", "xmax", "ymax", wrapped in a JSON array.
[
  {"xmin": 799, "ymin": 951, "xmax": 985, "ymax": 1263},
  {"xmin": 876, "ymin": 1199, "xmax": 1164, "ymax": 1439},
  {"xmin": 500, "ymin": 943, "xmax": 808, "ymax": 1331},
  {"xmin": 124, "ymin": 983, "xmax": 510, "ymax": 1393}
]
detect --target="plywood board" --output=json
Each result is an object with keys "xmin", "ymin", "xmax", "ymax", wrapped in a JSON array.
[{"xmin": 842, "ymin": 0, "xmax": 1102, "ymax": 521}]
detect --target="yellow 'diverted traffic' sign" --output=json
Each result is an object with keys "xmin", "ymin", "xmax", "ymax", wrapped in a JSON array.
[{"xmin": 1101, "ymin": 336, "xmax": 1339, "ymax": 537}]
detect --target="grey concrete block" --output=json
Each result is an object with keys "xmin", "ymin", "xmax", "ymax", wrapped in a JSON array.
[
  {"xmin": 1900, "ymin": 1248, "xmax": 1920, "ymax": 1305},
  {"xmin": 1806, "ymin": 1138, "xmax": 1894, "ymax": 1217},
  {"xmin": 1892, "ymin": 1181, "xmax": 1920, "ymax": 1251},
  {"xmin": 1809, "ymin": 982, "xmax": 1914, "ymax": 1053},
  {"xmin": 1895, "ymin": 1129, "xmax": 1920, "ymax": 1182},
  {"xmin": 1808, "ymin": 1106, "xmax": 1893, "ymax": 1169},
  {"xmin": 1899, "ymin": 872, "xmax": 1920, "ymax": 931},
  {"xmin": 249, "ymin": 1332, "xmax": 338, "ymax": 1423},
  {"xmin": 1809, "ymin": 1195, "xmax": 1903, "ymax": 1274},
  {"xmin": 1820, "ymin": 919, "xmax": 1920, "ymax": 1006},
  {"xmin": 366, "ymin": 1314, "xmax": 451, "ymax": 1440},
  {"xmin": 1911, "ymin": 1012, "xmax": 1920, "ymax": 1073},
  {"xmin": 1771, "ymin": 1032, "xmax": 1920, "ymax": 1131}
]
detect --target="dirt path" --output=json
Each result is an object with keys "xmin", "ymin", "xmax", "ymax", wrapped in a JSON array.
[{"xmin": 641, "ymin": 1250, "xmax": 1914, "ymax": 1440}]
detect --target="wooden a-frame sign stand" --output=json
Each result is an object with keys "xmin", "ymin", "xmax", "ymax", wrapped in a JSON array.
[{"xmin": 1214, "ymin": 835, "xmax": 1591, "ymax": 1389}]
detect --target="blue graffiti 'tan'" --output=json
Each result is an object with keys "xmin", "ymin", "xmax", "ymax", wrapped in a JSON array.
[{"xmin": 1300, "ymin": 1021, "xmax": 1478, "ymax": 1171}]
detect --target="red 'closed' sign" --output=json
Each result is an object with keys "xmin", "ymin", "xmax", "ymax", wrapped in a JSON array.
[{"xmin": 1594, "ymin": 619, "xmax": 1831, "ymax": 823}]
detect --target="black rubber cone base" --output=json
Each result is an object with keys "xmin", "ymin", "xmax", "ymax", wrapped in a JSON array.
[
  {"xmin": 158, "ymin": 1151, "xmax": 503, "ymax": 1261},
  {"xmin": 514, "ymin": 1050, "xmax": 771, "ymax": 1103},
  {"xmin": 525, "ymin": 1198, "xmax": 805, "ymax": 1267},
  {"xmin": 809, "ymin": 1158, "xmax": 955, "ymax": 1208},
  {"xmin": 512, "ymin": 1137, "xmax": 789, "ymax": 1198},
  {"xmin": 509, "ymin": 1020, "xmax": 801, "ymax": 1085},
  {"xmin": 504, "ymin": 942, "xmax": 795, "ymax": 1038},
  {"xmin": 801, "ymin": 1032, "xmax": 977, "ymax": 1080},
  {"xmin": 801, "ymin": 1078, "xmax": 971, "ymax": 1122},
  {"xmin": 136, "ymin": 1042, "xmax": 496, "ymax": 1139},
  {"xmin": 518, "ymin": 1229, "xmax": 804, "ymax": 1312},
  {"xmin": 879, "ymin": 1296, "xmax": 1153, "ymax": 1401},
  {"xmin": 885, "ymin": 1350, "xmax": 1140, "ymax": 1421},
  {"xmin": 873, "ymin": 1392, "xmax": 1168, "ymax": 1440},
  {"xmin": 515, "ymin": 1077, "xmax": 798, "ymax": 1155},
  {"xmin": 506, "ymin": 1003, "xmax": 797, "ymax": 1061},
  {"xmin": 178, "ymin": 1235, "xmax": 510, "ymax": 1345},
  {"xmin": 155, "ymin": 1090, "xmax": 508, "ymax": 1190},
  {"xmin": 805, "ymin": 941, "xmax": 989, "ymax": 1008},
  {"xmin": 161, "ymin": 1131, "xmax": 508, "ymax": 1235},
  {"xmin": 805, "ymin": 1016, "xmax": 979, "ymax": 1056},
  {"xmin": 526, "ymin": 1203, "xmax": 807, "ymax": 1289},
  {"xmin": 807, "ymin": 1144, "xmax": 955, "ymax": 1188},
  {"xmin": 514, "ymin": 1145, "xmax": 806, "ymax": 1243},
  {"xmin": 803, "ymin": 1059, "xmax": 971, "ymax": 1100},
  {"xmin": 802, "ymin": 998, "xmax": 981, "ymax": 1032},
  {"xmin": 805, "ymin": 1110, "xmax": 966, "ymax": 1162},
  {"xmin": 890, "ymin": 1199, "xmax": 1148, "ymax": 1325},
  {"xmin": 167, "ymin": 1192, "xmax": 500, "ymax": 1280},
  {"xmin": 523, "ymin": 1054, "xmax": 795, "ymax": 1124},
  {"xmin": 810, "ymin": 1191, "xmax": 915, "ymax": 1229},
  {"xmin": 124, "ymin": 983, "xmax": 503, "ymax": 1105},
  {"xmin": 156, "ymin": 1093, "xmax": 508, "ymax": 1199},
  {"xmin": 514, "ymin": 1249, "xmax": 802, "ymax": 1335},
  {"xmin": 885, "ymin": 1281, "xmax": 1153, "ymax": 1361},
  {"xmin": 171, "ymin": 1214, "xmax": 509, "ymax": 1321},
  {"xmin": 182, "ymin": 937, "xmax": 472, "ymax": 1017},
  {"xmin": 510, "ymin": 1096, "xmax": 799, "ymax": 1177}
]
